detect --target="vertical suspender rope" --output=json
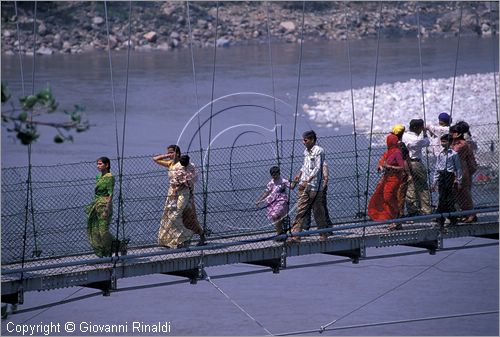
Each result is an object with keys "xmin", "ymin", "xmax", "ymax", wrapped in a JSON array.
[
  {"xmin": 20, "ymin": 0, "xmax": 38, "ymax": 303},
  {"xmin": 14, "ymin": 2, "xmax": 25, "ymax": 96},
  {"xmin": 415, "ymin": 2, "xmax": 434, "ymax": 207},
  {"xmin": 201, "ymin": 1, "xmax": 219, "ymax": 234},
  {"xmin": 104, "ymin": 1, "xmax": 122, "ymax": 183},
  {"xmin": 186, "ymin": 1, "xmax": 206, "ymax": 202},
  {"xmin": 186, "ymin": 1, "xmax": 207, "ymax": 273},
  {"xmin": 363, "ymin": 2, "xmax": 383, "ymax": 223},
  {"xmin": 285, "ymin": 1, "xmax": 306, "ymax": 236},
  {"xmin": 344, "ymin": 3, "xmax": 362, "ymax": 218},
  {"xmin": 437, "ymin": 2, "xmax": 462, "ymax": 206},
  {"xmin": 104, "ymin": 1, "xmax": 132, "ymax": 256},
  {"xmin": 28, "ymin": 1, "xmax": 40, "ymax": 259},
  {"xmin": 489, "ymin": 2, "xmax": 499, "ymax": 136},
  {"xmin": 265, "ymin": 2, "xmax": 281, "ymax": 168},
  {"xmin": 448, "ymin": 2, "xmax": 463, "ymax": 124},
  {"xmin": 27, "ymin": 1, "xmax": 38, "ymax": 250},
  {"xmin": 115, "ymin": 0, "xmax": 133, "ymax": 246},
  {"xmin": 104, "ymin": 1, "xmax": 122, "ymax": 254}
]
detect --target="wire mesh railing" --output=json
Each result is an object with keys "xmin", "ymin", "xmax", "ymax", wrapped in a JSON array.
[{"xmin": 2, "ymin": 124, "xmax": 498, "ymax": 267}]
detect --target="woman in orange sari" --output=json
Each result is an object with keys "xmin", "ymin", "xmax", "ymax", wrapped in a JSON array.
[{"xmin": 368, "ymin": 133, "xmax": 406, "ymax": 230}]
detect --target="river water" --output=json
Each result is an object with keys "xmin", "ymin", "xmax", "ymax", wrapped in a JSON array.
[
  {"xmin": 1, "ymin": 36, "xmax": 498, "ymax": 335},
  {"xmin": 1, "ymin": 36, "xmax": 498, "ymax": 167}
]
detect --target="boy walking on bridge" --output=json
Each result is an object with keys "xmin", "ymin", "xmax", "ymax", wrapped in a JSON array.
[{"xmin": 431, "ymin": 134, "xmax": 463, "ymax": 228}]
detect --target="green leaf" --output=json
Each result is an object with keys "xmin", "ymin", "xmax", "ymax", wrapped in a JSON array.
[
  {"xmin": 21, "ymin": 95, "xmax": 38, "ymax": 110},
  {"xmin": 54, "ymin": 134, "xmax": 64, "ymax": 143},
  {"xmin": 70, "ymin": 113, "xmax": 81, "ymax": 123},
  {"xmin": 37, "ymin": 88, "xmax": 51, "ymax": 101},
  {"xmin": 47, "ymin": 98, "xmax": 58, "ymax": 112},
  {"xmin": 17, "ymin": 131, "xmax": 38, "ymax": 145},
  {"xmin": 18, "ymin": 111, "xmax": 28, "ymax": 121},
  {"xmin": 1, "ymin": 83, "xmax": 11, "ymax": 103}
]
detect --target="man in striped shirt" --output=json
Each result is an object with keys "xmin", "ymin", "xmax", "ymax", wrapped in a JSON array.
[{"xmin": 289, "ymin": 130, "xmax": 330, "ymax": 242}]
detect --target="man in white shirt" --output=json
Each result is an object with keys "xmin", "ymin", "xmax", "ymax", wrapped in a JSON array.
[
  {"xmin": 426, "ymin": 112, "xmax": 451, "ymax": 156},
  {"xmin": 289, "ymin": 130, "xmax": 330, "ymax": 242},
  {"xmin": 402, "ymin": 119, "xmax": 432, "ymax": 216}
]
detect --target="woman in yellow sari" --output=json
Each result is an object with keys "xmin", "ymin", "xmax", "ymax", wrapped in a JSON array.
[
  {"xmin": 154, "ymin": 145, "xmax": 198, "ymax": 249},
  {"xmin": 86, "ymin": 157, "xmax": 116, "ymax": 257}
]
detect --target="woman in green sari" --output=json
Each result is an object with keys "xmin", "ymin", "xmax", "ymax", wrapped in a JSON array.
[{"xmin": 86, "ymin": 157, "xmax": 116, "ymax": 257}]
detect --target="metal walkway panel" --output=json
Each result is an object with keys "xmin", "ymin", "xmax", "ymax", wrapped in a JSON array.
[{"xmin": 2, "ymin": 219, "xmax": 498, "ymax": 300}]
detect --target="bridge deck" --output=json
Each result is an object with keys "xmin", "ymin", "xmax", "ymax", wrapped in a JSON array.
[{"xmin": 2, "ymin": 215, "xmax": 498, "ymax": 303}]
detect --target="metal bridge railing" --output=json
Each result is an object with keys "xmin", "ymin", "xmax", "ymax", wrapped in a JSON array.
[{"xmin": 2, "ymin": 124, "xmax": 498, "ymax": 270}]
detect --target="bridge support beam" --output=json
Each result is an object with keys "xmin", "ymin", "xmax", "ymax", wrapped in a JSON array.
[
  {"xmin": 83, "ymin": 280, "xmax": 113, "ymax": 296},
  {"xmin": 245, "ymin": 258, "xmax": 282, "ymax": 274},
  {"xmin": 1, "ymin": 290, "xmax": 22, "ymax": 305},
  {"xmin": 404, "ymin": 240, "xmax": 440, "ymax": 255},
  {"xmin": 473, "ymin": 233, "xmax": 499, "ymax": 240},
  {"xmin": 323, "ymin": 247, "xmax": 363, "ymax": 264},
  {"xmin": 162, "ymin": 269, "xmax": 202, "ymax": 284}
]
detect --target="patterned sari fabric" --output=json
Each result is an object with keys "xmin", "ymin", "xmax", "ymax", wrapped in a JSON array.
[
  {"xmin": 158, "ymin": 187, "xmax": 194, "ymax": 248},
  {"xmin": 157, "ymin": 161, "xmax": 196, "ymax": 248},
  {"xmin": 86, "ymin": 172, "xmax": 116, "ymax": 257},
  {"xmin": 368, "ymin": 134, "xmax": 405, "ymax": 221}
]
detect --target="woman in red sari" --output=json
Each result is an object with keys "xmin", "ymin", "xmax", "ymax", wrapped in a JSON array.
[{"xmin": 368, "ymin": 133, "xmax": 406, "ymax": 230}]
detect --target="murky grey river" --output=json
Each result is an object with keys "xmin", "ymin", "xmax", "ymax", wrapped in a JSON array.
[
  {"xmin": 1, "ymin": 36, "xmax": 498, "ymax": 335},
  {"xmin": 2, "ymin": 36, "xmax": 498, "ymax": 167}
]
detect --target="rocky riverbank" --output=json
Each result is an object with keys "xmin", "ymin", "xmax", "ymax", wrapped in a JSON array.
[
  {"xmin": 1, "ymin": 1, "xmax": 498, "ymax": 55},
  {"xmin": 303, "ymin": 72, "xmax": 498, "ymax": 147}
]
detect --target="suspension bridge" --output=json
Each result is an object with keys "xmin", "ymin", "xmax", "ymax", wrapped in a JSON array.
[
  {"xmin": 2, "ymin": 131, "xmax": 498, "ymax": 306},
  {"xmin": 1, "ymin": 0, "xmax": 499, "ymax": 320}
]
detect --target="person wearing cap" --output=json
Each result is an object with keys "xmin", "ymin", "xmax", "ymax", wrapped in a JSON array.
[
  {"xmin": 402, "ymin": 119, "xmax": 432, "ymax": 217},
  {"xmin": 427, "ymin": 112, "xmax": 451, "ymax": 156}
]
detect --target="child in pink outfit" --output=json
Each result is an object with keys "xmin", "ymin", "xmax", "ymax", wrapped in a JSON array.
[{"xmin": 256, "ymin": 166, "xmax": 294, "ymax": 239}]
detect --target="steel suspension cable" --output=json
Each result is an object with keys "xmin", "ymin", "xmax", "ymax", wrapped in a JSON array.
[
  {"xmin": 415, "ymin": 2, "xmax": 434, "ymax": 207},
  {"xmin": 449, "ymin": 2, "xmax": 463, "ymax": 123},
  {"xmin": 14, "ymin": 2, "xmax": 25, "ymax": 96},
  {"xmin": 363, "ymin": 2, "xmax": 383, "ymax": 222},
  {"xmin": 204, "ymin": 272, "xmax": 273, "ymax": 335},
  {"xmin": 286, "ymin": 1, "xmax": 306, "ymax": 210},
  {"xmin": 20, "ymin": 1, "xmax": 39, "ymax": 300},
  {"xmin": 114, "ymin": 0, "xmax": 133, "ymax": 246},
  {"xmin": 104, "ymin": 1, "xmax": 122, "ymax": 179},
  {"xmin": 278, "ymin": 310, "xmax": 499, "ymax": 336},
  {"xmin": 318, "ymin": 236, "xmax": 478, "ymax": 332},
  {"xmin": 28, "ymin": 1, "xmax": 40, "ymax": 258},
  {"xmin": 104, "ymin": 1, "xmax": 132, "ymax": 256},
  {"xmin": 343, "ymin": 3, "xmax": 362, "ymax": 217},
  {"xmin": 201, "ymin": 1, "xmax": 219, "ymax": 234},
  {"xmin": 104, "ymin": 1, "xmax": 128, "ymax": 254},
  {"xmin": 489, "ymin": 2, "xmax": 499, "ymax": 136},
  {"xmin": 186, "ymin": 1, "xmax": 206, "ymax": 198},
  {"xmin": 265, "ymin": 2, "xmax": 281, "ymax": 168}
]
